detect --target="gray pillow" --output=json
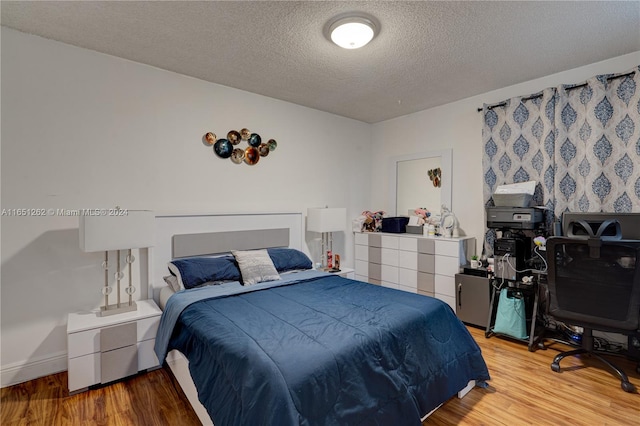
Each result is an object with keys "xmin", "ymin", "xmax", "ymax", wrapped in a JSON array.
[{"xmin": 232, "ymin": 249, "xmax": 281, "ymax": 285}]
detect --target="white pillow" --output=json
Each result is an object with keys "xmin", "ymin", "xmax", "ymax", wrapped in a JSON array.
[
  {"xmin": 163, "ymin": 275, "xmax": 182, "ymax": 292},
  {"xmin": 167, "ymin": 264, "xmax": 186, "ymax": 291},
  {"xmin": 232, "ymin": 249, "xmax": 281, "ymax": 285}
]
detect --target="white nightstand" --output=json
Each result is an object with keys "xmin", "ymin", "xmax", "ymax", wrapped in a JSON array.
[
  {"xmin": 331, "ymin": 267, "xmax": 355, "ymax": 279},
  {"xmin": 67, "ymin": 299, "xmax": 162, "ymax": 393}
]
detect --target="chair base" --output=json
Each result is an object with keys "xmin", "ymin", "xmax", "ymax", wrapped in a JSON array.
[{"xmin": 551, "ymin": 348, "xmax": 636, "ymax": 393}]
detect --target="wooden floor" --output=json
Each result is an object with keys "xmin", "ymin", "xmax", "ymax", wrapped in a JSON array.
[{"xmin": 2, "ymin": 326, "xmax": 638, "ymax": 425}]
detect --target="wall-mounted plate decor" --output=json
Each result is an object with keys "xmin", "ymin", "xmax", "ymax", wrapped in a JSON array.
[
  {"xmin": 205, "ymin": 132, "xmax": 216, "ymax": 145},
  {"xmin": 214, "ymin": 139, "xmax": 233, "ymax": 158},
  {"xmin": 227, "ymin": 130, "xmax": 241, "ymax": 145},
  {"xmin": 203, "ymin": 128, "xmax": 277, "ymax": 166},
  {"xmin": 244, "ymin": 146, "xmax": 259, "ymax": 165},
  {"xmin": 258, "ymin": 143, "xmax": 270, "ymax": 157},
  {"xmin": 248, "ymin": 133, "xmax": 262, "ymax": 147},
  {"xmin": 230, "ymin": 148, "xmax": 245, "ymax": 164}
]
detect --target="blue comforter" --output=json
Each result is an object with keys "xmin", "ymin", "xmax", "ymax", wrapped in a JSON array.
[{"xmin": 156, "ymin": 273, "xmax": 489, "ymax": 426}]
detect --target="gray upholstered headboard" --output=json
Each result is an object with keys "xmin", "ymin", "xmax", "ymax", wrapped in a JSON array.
[{"xmin": 172, "ymin": 228, "xmax": 290, "ymax": 258}]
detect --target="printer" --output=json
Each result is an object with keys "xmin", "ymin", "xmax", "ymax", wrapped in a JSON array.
[
  {"xmin": 487, "ymin": 181, "xmax": 543, "ymax": 230},
  {"xmin": 486, "ymin": 207, "xmax": 543, "ymax": 230}
]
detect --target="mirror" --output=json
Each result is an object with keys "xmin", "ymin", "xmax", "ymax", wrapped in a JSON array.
[{"xmin": 389, "ymin": 149, "xmax": 452, "ymax": 217}]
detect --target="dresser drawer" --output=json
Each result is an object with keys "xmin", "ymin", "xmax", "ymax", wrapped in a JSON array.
[
  {"xmin": 418, "ymin": 272, "xmax": 435, "ymax": 293},
  {"xmin": 435, "ymin": 274, "xmax": 455, "ymax": 297},
  {"xmin": 355, "ymin": 244, "xmax": 368, "ymax": 261},
  {"xmin": 418, "ymin": 239, "xmax": 435, "ymax": 254},
  {"xmin": 435, "ymin": 240, "xmax": 461, "ymax": 257},
  {"xmin": 368, "ymin": 262, "xmax": 381, "ymax": 280},
  {"xmin": 398, "ymin": 237, "xmax": 417, "ymax": 252},
  {"xmin": 354, "ymin": 233, "xmax": 368, "ymax": 245},
  {"xmin": 368, "ymin": 247, "xmax": 381, "ymax": 264},
  {"xmin": 435, "ymin": 255, "xmax": 462, "ymax": 277},
  {"xmin": 418, "ymin": 253, "xmax": 435, "ymax": 273},
  {"xmin": 381, "ymin": 248, "xmax": 399, "ymax": 266},
  {"xmin": 398, "ymin": 250, "xmax": 417, "ymax": 270},
  {"xmin": 381, "ymin": 235, "xmax": 399, "ymax": 249},
  {"xmin": 398, "ymin": 268, "xmax": 417, "ymax": 289},
  {"xmin": 368, "ymin": 234, "xmax": 382, "ymax": 248},
  {"xmin": 381, "ymin": 265, "xmax": 398, "ymax": 284},
  {"xmin": 355, "ymin": 260, "xmax": 368, "ymax": 277}
]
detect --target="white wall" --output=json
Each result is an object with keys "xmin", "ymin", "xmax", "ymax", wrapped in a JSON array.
[
  {"xmin": 0, "ymin": 28, "xmax": 371, "ymax": 386},
  {"xmin": 371, "ymin": 51, "xmax": 640, "ymax": 257}
]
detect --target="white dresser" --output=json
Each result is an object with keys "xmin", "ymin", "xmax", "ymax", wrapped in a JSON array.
[{"xmin": 354, "ymin": 232, "xmax": 475, "ymax": 312}]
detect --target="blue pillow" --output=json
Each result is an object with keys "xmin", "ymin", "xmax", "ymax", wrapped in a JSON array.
[
  {"xmin": 168, "ymin": 256, "xmax": 241, "ymax": 290},
  {"xmin": 267, "ymin": 248, "xmax": 313, "ymax": 272}
]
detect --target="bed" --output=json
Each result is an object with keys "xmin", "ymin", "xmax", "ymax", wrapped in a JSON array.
[{"xmin": 151, "ymin": 213, "xmax": 490, "ymax": 425}]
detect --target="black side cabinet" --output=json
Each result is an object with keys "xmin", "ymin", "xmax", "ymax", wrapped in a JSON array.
[{"xmin": 454, "ymin": 273, "xmax": 491, "ymax": 328}]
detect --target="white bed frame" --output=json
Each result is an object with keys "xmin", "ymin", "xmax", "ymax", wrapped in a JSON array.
[{"xmin": 151, "ymin": 212, "xmax": 474, "ymax": 425}]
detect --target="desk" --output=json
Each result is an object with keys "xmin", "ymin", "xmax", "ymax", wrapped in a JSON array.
[{"xmin": 485, "ymin": 279, "xmax": 544, "ymax": 351}]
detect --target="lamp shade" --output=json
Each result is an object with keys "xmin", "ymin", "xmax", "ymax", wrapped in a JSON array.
[
  {"xmin": 79, "ymin": 210, "xmax": 155, "ymax": 252},
  {"xmin": 307, "ymin": 208, "xmax": 346, "ymax": 233}
]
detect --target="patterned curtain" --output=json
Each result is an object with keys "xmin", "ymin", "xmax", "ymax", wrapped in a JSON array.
[
  {"xmin": 555, "ymin": 67, "xmax": 640, "ymax": 214},
  {"xmin": 481, "ymin": 66, "xmax": 640, "ymax": 255},
  {"xmin": 482, "ymin": 88, "xmax": 557, "ymax": 254}
]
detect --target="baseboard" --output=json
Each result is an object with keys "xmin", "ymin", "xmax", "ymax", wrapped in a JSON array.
[{"xmin": 1, "ymin": 351, "xmax": 67, "ymax": 388}]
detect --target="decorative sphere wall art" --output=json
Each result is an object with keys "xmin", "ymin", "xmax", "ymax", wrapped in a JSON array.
[{"xmin": 203, "ymin": 128, "xmax": 277, "ymax": 166}]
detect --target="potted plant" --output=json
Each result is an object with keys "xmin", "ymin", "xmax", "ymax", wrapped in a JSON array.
[{"xmin": 470, "ymin": 255, "xmax": 480, "ymax": 269}]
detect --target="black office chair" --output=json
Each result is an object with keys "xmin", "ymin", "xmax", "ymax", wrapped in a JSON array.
[{"xmin": 546, "ymin": 220, "xmax": 640, "ymax": 393}]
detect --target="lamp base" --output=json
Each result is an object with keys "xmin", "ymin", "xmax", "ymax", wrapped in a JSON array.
[{"xmin": 99, "ymin": 301, "xmax": 137, "ymax": 317}]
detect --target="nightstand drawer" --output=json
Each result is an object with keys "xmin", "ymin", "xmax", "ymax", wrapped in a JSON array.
[
  {"xmin": 101, "ymin": 322, "xmax": 137, "ymax": 352},
  {"xmin": 137, "ymin": 339, "xmax": 160, "ymax": 371},
  {"xmin": 101, "ymin": 344, "xmax": 137, "ymax": 384},
  {"xmin": 137, "ymin": 316, "xmax": 159, "ymax": 342},
  {"xmin": 68, "ymin": 328, "xmax": 100, "ymax": 359},
  {"xmin": 68, "ymin": 352, "xmax": 100, "ymax": 392}
]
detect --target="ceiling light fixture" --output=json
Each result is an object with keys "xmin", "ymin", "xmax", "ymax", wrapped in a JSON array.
[{"xmin": 326, "ymin": 14, "xmax": 378, "ymax": 49}]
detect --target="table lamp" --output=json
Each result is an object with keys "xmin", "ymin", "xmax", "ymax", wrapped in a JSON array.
[
  {"xmin": 79, "ymin": 209, "xmax": 155, "ymax": 316},
  {"xmin": 307, "ymin": 207, "xmax": 346, "ymax": 270}
]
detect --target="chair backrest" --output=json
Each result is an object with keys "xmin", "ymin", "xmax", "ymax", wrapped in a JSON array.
[{"xmin": 546, "ymin": 236, "xmax": 640, "ymax": 332}]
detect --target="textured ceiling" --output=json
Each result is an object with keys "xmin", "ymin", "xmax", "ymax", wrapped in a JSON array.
[{"xmin": 2, "ymin": 1, "xmax": 639, "ymax": 123}]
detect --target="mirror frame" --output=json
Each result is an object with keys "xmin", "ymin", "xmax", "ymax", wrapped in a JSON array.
[{"xmin": 389, "ymin": 149, "xmax": 452, "ymax": 216}]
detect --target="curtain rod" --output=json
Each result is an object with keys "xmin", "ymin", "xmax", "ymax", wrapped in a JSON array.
[{"xmin": 476, "ymin": 71, "xmax": 636, "ymax": 112}]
